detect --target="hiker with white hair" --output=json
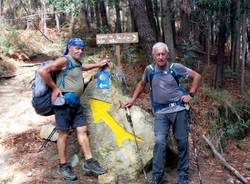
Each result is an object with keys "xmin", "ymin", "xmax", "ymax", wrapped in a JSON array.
[{"xmin": 124, "ymin": 42, "xmax": 201, "ymax": 184}]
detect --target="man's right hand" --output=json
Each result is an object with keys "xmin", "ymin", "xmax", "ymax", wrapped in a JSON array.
[
  {"xmin": 51, "ymin": 87, "xmax": 62, "ymax": 103},
  {"xmin": 123, "ymin": 99, "xmax": 134, "ymax": 108}
]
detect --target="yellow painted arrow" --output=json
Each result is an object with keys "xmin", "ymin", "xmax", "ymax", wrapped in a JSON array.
[{"xmin": 89, "ymin": 98, "xmax": 143, "ymax": 147}]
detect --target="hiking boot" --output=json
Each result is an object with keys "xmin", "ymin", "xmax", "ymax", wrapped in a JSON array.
[
  {"xmin": 57, "ymin": 163, "xmax": 78, "ymax": 181},
  {"xmin": 146, "ymin": 175, "xmax": 163, "ymax": 184},
  {"xmin": 82, "ymin": 158, "xmax": 107, "ymax": 175}
]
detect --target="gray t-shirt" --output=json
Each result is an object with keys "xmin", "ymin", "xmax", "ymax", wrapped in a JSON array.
[{"xmin": 143, "ymin": 62, "xmax": 192, "ymax": 114}]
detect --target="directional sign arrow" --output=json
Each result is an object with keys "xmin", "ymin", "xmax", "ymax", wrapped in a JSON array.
[{"xmin": 89, "ymin": 98, "xmax": 143, "ymax": 147}]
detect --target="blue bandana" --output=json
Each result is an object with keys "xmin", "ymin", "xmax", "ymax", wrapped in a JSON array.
[{"xmin": 64, "ymin": 38, "xmax": 85, "ymax": 55}]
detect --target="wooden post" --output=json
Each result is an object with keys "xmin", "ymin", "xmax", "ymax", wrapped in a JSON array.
[{"xmin": 115, "ymin": 44, "xmax": 121, "ymax": 67}]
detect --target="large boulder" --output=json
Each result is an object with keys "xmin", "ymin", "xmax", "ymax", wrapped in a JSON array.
[{"xmin": 81, "ymin": 67, "xmax": 154, "ymax": 177}]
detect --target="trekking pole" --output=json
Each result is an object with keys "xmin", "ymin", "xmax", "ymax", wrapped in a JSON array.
[
  {"xmin": 188, "ymin": 106, "xmax": 202, "ymax": 184},
  {"xmin": 38, "ymin": 127, "xmax": 57, "ymax": 153},
  {"xmin": 125, "ymin": 107, "xmax": 148, "ymax": 183}
]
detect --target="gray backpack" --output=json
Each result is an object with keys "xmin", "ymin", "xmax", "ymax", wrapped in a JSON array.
[{"xmin": 31, "ymin": 56, "xmax": 81, "ymax": 116}]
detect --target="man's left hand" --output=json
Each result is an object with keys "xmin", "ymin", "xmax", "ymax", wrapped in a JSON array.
[{"xmin": 181, "ymin": 94, "xmax": 192, "ymax": 103}]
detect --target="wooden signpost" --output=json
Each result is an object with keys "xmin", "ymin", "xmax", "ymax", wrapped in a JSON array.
[{"xmin": 96, "ymin": 32, "xmax": 139, "ymax": 67}]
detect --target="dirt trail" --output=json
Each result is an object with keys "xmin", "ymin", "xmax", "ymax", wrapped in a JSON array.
[
  {"xmin": 0, "ymin": 62, "xmax": 53, "ymax": 137},
  {"xmin": 0, "ymin": 61, "xmax": 54, "ymax": 183}
]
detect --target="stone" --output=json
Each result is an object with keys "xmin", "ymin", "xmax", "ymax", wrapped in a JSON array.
[
  {"xmin": 226, "ymin": 177, "xmax": 234, "ymax": 184},
  {"xmin": 68, "ymin": 154, "xmax": 79, "ymax": 168},
  {"xmin": 0, "ymin": 148, "xmax": 14, "ymax": 164},
  {"xmin": 235, "ymin": 180, "xmax": 242, "ymax": 184},
  {"xmin": 80, "ymin": 63, "xmax": 178, "ymax": 177},
  {"xmin": 81, "ymin": 69, "xmax": 154, "ymax": 177},
  {"xmin": 27, "ymin": 171, "xmax": 33, "ymax": 177},
  {"xmin": 39, "ymin": 124, "xmax": 58, "ymax": 142},
  {"xmin": 243, "ymin": 161, "xmax": 250, "ymax": 170},
  {"xmin": 98, "ymin": 173, "xmax": 118, "ymax": 184}
]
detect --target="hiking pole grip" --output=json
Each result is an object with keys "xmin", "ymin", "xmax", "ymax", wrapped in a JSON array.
[{"xmin": 125, "ymin": 107, "xmax": 133, "ymax": 127}]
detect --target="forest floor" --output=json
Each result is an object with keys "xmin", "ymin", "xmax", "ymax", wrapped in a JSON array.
[{"xmin": 0, "ymin": 39, "xmax": 250, "ymax": 183}]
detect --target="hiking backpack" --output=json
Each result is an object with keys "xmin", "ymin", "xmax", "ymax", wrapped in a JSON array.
[
  {"xmin": 148, "ymin": 63, "xmax": 188, "ymax": 112},
  {"xmin": 31, "ymin": 56, "xmax": 81, "ymax": 116}
]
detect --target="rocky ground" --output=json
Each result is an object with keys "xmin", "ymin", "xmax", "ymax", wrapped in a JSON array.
[{"xmin": 0, "ymin": 59, "xmax": 249, "ymax": 184}]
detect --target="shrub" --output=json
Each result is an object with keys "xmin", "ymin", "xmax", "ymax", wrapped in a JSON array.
[
  {"xmin": 225, "ymin": 120, "xmax": 250, "ymax": 140},
  {"xmin": 178, "ymin": 38, "xmax": 200, "ymax": 69},
  {"xmin": 206, "ymin": 91, "xmax": 250, "ymax": 141}
]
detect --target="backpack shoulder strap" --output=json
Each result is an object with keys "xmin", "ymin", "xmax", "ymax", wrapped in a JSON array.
[
  {"xmin": 64, "ymin": 55, "xmax": 82, "ymax": 69},
  {"xmin": 58, "ymin": 56, "xmax": 82, "ymax": 87},
  {"xmin": 148, "ymin": 64, "xmax": 155, "ymax": 89},
  {"xmin": 169, "ymin": 62, "xmax": 180, "ymax": 86}
]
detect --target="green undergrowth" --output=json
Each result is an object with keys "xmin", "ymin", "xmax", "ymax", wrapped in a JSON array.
[{"xmin": 202, "ymin": 87, "xmax": 250, "ymax": 142}]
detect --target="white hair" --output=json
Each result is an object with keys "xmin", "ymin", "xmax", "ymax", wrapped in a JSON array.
[{"xmin": 152, "ymin": 42, "xmax": 169, "ymax": 55}]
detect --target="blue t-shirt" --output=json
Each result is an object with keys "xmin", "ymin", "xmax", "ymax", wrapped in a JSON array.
[{"xmin": 143, "ymin": 62, "xmax": 191, "ymax": 113}]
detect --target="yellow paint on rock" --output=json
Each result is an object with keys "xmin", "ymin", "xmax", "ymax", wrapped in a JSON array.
[{"xmin": 90, "ymin": 98, "xmax": 143, "ymax": 147}]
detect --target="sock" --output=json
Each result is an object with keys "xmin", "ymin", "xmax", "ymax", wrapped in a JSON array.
[{"xmin": 85, "ymin": 158, "xmax": 94, "ymax": 163}]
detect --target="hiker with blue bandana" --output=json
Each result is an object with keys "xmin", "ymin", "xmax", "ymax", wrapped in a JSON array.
[
  {"xmin": 38, "ymin": 38, "xmax": 108, "ymax": 181},
  {"xmin": 124, "ymin": 42, "xmax": 201, "ymax": 184}
]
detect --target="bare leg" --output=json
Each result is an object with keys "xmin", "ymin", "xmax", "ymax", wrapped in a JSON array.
[
  {"xmin": 76, "ymin": 126, "xmax": 92, "ymax": 160},
  {"xmin": 57, "ymin": 130, "xmax": 69, "ymax": 164}
]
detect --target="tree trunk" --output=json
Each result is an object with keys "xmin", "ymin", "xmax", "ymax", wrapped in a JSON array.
[
  {"xmin": 89, "ymin": 4, "xmax": 95, "ymax": 24},
  {"xmin": 95, "ymin": 0, "xmax": 101, "ymax": 32},
  {"xmin": 145, "ymin": 0, "xmax": 157, "ymax": 40},
  {"xmin": 0, "ymin": 0, "xmax": 3, "ymax": 17},
  {"xmin": 211, "ymin": 20, "xmax": 215, "ymax": 46},
  {"xmin": 128, "ymin": 5, "xmax": 137, "ymax": 32},
  {"xmin": 100, "ymin": 0, "xmax": 109, "ymax": 32},
  {"xmin": 40, "ymin": 0, "xmax": 47, "ymax": 36},
  {"xmin": 207, "ymin": 16, "xmax": 211, "ymax": 66},
  {"xmin": 54, "ymin": 7, "xmax": 61, "ymax": 32},
  {"xmin": 6, "ymin": 2, "xmax": 15, "ymax": 25},
  {"xmin": 161, "ymin": 0, "xmax": 175, "ymax": 60},
  {"xmin": 248, "ymin": 27, "xmax": 250, "ymax": 52},
  {"xmin": 128, "ymin": 0, "xmax": 157, "ymax": 63},
  {"xmin": 215, "ymin": 21, "xmax": 227, "ymax": 88},
  {"xmin": 192, "ymin": 10, "xmax": 200, "ymax": 43},
  {"xmin": 153, "ymin": 0, "xmax": 161, "ymax": 40},
  {"xmin": 80, "ymin": 3, "xmax": 90, "ymax": 34},
  {"xmin": 70, "ymin": 13, "xmax": 76, "ymax": 36},
  {"xmin": 230, "ymin": 0, "xmax": 241, "ymax": 72},
  {"xmin": 241, "ymin": 7, "xmax": 247, "ymax": 93},
  {"xmin": 171, "ymin": 13, "xmax": 177, "ymax": 47},
  {"xmin": 180, "ymin": 0, "xmax": 191, "ymax": 41},
  {"xmin": 115, "ymin": 0, "xmax": 122, "ymax": 33},
  {"xmin": 199, "ymin": 25, "xmax": 206, "ymax": 51},
  {"xmin": 43, "ymin": 1, "xmax": 47, "ymax": 36}
]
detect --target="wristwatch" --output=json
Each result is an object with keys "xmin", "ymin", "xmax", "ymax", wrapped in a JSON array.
[{"xmin": 189, "ymin": 92, "xmax": 195, "ymax": 97}]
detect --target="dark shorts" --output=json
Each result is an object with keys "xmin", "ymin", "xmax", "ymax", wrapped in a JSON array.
[{"xmin": 53, "ymin": 103, "xmax": 86, "ymax": 131}]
